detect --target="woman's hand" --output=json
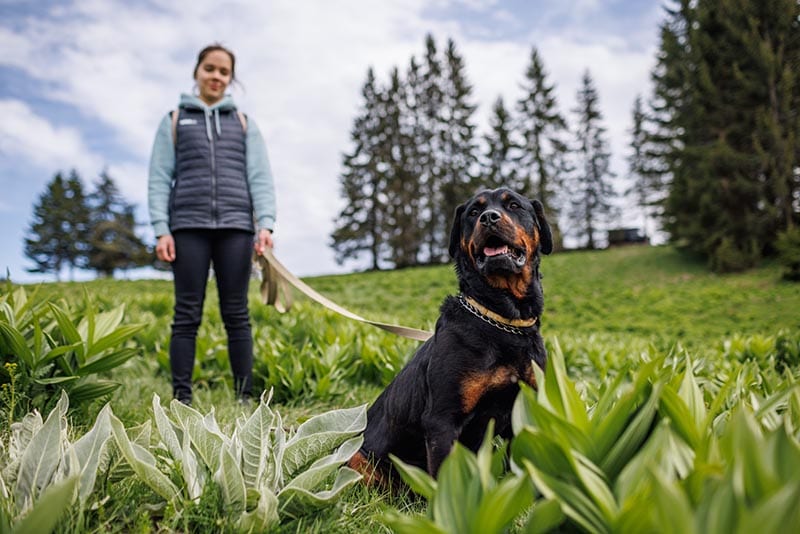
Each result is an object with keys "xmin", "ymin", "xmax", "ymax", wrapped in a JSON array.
[
  {"xmin": 254, "ymin": 228, "xmax": 273, "ymax": 256},
  {"xmin": 156, "ymin": 234, "xmax": 176, "ymax": 262}
]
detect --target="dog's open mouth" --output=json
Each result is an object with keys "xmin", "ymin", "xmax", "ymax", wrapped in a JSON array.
[{"xmin": 477, "ymin": 235, "xmax": 526, "ymax": 269}]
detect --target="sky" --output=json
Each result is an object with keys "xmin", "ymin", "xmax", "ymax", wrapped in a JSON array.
[{"xmin": 0, "ymin": 0, "xmax": 665, "ymax": 283}]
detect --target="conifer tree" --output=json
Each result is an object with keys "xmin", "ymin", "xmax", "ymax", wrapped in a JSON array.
[
  {"xmin": 482, "ymin": 96, "xmax": 519, "ymax": 191},
  {"xmin": 626, "ymin": 95, "xmax": 662, "ymax": 237},
  {"xmin": 419, "ymin": 34, "xmax": 446, "ymax": 264},
  {"xmin": 331, "ymin": 68, "xmax": 386, "ymax": 269},
  {"xmin": 383, "ymin": 66, "xmax": 422, "ymax": 268},
  {"xmin": 24, "ymin": 172, "xmax": 73, "ymax": 280},
  {"xmin": 438, "ymin": 37, "xmax": 478, "ymax": 262},
  {"xmin": 569, "ymin": 70, "xmax": 616, "ymax": 250},
  {"xmin": 515, "ymin": 46, "xmax": 569, "ymax": 221},
  {"xmin": 86, "ymin": 171, "xmax": 149, "ymax": 277}
]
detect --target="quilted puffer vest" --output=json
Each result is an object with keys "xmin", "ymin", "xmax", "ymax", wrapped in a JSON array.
[{"xmin": 169, "ymin": 106, "xmax": 253, "ymax": 233}]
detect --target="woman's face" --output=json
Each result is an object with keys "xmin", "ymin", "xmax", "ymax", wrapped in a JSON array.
[{"xmin": 195, "ymin": 50, "xmax": 233, "ymax": 105}]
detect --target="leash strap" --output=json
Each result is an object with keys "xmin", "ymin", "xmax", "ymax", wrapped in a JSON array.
[{"xmin": 255, "ymin": 249, "xmax": 433, "ymax": 342}]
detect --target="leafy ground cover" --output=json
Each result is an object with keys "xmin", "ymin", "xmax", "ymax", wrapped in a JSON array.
[{"xmin": 2, "ymin": 245, "xmax": 799, "ymax": 532}]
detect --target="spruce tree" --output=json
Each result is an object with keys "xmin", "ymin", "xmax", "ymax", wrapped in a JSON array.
[
  {"xmin": 515, "ymin": 46, "xmax": 569, "ymax": 223},
  {"xmin": 438, "ymin": 37, "xmax": 478, "ymax": 262},
  {"xmin": 419, "ymin": 34, "xmax": 446, "ymax": 264},
  {"xmin": 382, "ymin": 66, "xmax": 422, "ymax": 268},
  {"xmin": 331, "ymin": 68, "xmax": 386, "ymax": 270},
  {"xmin": 482, "ymin": 96, "xmax": 519, "ymax": 191},
  {"xmin": 569, "ymin": 70, "xmax": 616, "ymax": 250},
  {"xmin": 86, "ymin": 171, "xmax": 149, "ymax": 277},
  {"xmin": 626, "ymin": 95, "xmax": 662, "ymax": 237},
  {"xmin": 24, "ymin": 172, "xmax": 73, "ymax": 280}
]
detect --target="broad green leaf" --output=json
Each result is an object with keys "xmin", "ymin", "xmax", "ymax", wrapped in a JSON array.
[
  {"xmin": 677, "ymin": 360, "xmax": 706, "ymax": 434},
  {"xmin": 278, "ymin": 467, "xmax": 362, "ymax": 518},
  {"xmin": 511, "ymin": 429, "xmax": 575, "ymax": 479},
  {"xmin": 524, "ymin": 460, "xmax": 609, "ymax": 534},
  {"xmin": 15, "ymin": 390, "xmax": 69, "ymax": 512},
  {"xmin": 34, "ymin": 376, "xmax": 80, "ymax": 385},
  {"xmin": 70, "ymin": 404, "xmax": 112, "ymax": 504},
  {"xmin": 543, "ymin": 339, "xmax": 590, "ymax": 431},
  {"xmin": 238, "ymin": 488, "xmax": 279, "ymax": 532},
  {"xmin": 381, "ymin": 509, "xmax": 449, "ymax": 534},
  {"xmin": 47, "ymin": 303, "xmax": 84, "ymax": 361},
  {"xmin": 0, "ymin": 322, "xmax": 35, "ymax": 368},
  {"xmin": 737, "ymin": 481, "xmax": 800, "ymax": 534},
  {"xmin": 648, "ymin": 468, "xmax": 695, "ymax": 534},
  {"xmin": 390, "ymin": 454, "xmax": 438, "ymax": 500},
  {"xmin": 109, "ymin": 412, "xmax": 179, "ymax": 502},
  {"xmin": 281, "ymin": 436, "xmax": 363, "ymax": 493},
  {"xmin": 152, "ymin": 394, "xmax": 182, "ymax": 461},
  {"xmin": 216, "ymin": 447, "xmax": 246, "ymax": 514},
  {"xmin": 600, "ymin": 383, "xmax": 661, "ymax": 481},
  {"xmin": 659, "ymin": 385, "xmax": 701, "ymax": 448},
  {"xmin": 171, "ymin": 400, "xmax": 226, "ymax": 473},
  {"xmin": 77, "ymin": 347, "xmax": 138, "ymax": 376},
  {"xmin": 472, "ymin": 473, "xmax": 533, "ymax": 534},
  {"xmin": 78, "ymin": 304, "xmax": 124, "ymax": 345},
  {"xmin": 83, "ymin": 324, "xmax": 143, "ymax": 360},
  {"xmin": 11, "ymin": 474, "xmax": 79, "ymax": 534},
  {"xmin": 282, "ymin": 404, "xmax": 366, "ymax": 477},
  {"xmin": 522, "ymin": 498, "xmax": 565, "ymax": 534},
  {"xmin": 67, "ymin": 380, "xmax": 120, "ymax": 402},
  {"xmin": 514, "ymin": 390, "xmax": 594, "ymax": 456},
  {"xmin": 239, "ymin": 398, "xmax": 275, "ymax": 490},
  {"xmin": 431, "ymin": 444, "xmax": 480, "ymax": 534}
]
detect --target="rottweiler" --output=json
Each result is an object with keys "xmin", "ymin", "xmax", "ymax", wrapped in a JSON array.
[{"xmin": 348, "ymin": 187, "xmax": 553, "ymax": 484}]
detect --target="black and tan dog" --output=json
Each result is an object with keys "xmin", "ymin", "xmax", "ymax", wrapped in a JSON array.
[{"xmin": 348, "ymin": 187, "xmax": 553, "ymax": 484}]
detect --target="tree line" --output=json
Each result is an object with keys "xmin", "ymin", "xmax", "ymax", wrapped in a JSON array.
[
  {"xmin": 332, "ymin": 0, "xmax": 800, "ymax": 272},
  {"xmin": 24, "ymin": 170, "xmax": 150, "ymax": 280}
]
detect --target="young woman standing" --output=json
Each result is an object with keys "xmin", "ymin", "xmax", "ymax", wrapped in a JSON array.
[{"xmin": 148, "ymin": 44, "xmax": 276, "ymax": 405}]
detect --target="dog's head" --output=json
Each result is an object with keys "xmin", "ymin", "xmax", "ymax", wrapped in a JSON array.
[{"xmin": 449, "ymin": 188, "xmax": 552, "ymax": 300}]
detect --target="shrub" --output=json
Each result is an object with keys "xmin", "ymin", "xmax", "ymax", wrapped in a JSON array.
[{"xmin": 776, "ymin": 227, "xmax": 800, "ymax": 281}]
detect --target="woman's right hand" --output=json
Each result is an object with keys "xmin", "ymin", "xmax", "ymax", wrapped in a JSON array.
[{"xmin": 156, "ymin": 234, "xmax": 176, "ymax": 262}]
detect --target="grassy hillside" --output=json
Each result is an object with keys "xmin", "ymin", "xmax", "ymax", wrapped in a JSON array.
[{"xmin": 307, "ymin": 245, "xmax": 800, "ymax": 350}]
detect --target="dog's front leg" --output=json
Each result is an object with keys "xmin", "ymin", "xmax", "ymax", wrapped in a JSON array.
[{"xmin": 422, "ymin": 410, "xmax": 463, "ymax": 477}]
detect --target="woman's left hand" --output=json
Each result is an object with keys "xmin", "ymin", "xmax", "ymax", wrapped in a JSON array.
[{"xmin": 254, "ymin": 228, "xmax": 274, "ymax": 255}]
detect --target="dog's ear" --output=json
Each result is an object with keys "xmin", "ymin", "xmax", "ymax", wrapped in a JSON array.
[
  {"xmin": 448, "ymin": 203, "xmax": 466, "ymax": 258},
  {"xmin": 531, "ymin": 199, "xmax": 553, "ymax": 255}
]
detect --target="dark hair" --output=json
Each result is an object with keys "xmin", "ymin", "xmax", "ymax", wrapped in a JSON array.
[{"xmin": 193, "ymin": 43, "xmax": 236, "ymax": 81}]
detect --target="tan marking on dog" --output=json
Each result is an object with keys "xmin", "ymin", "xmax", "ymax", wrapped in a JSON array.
[
  {"xmin": 521, "ymin": 361, "xmax": 538, "ymax": 390},
  {"xmin": 486, "ymin": 226, "xmax": 539, "ymax": 300},
  {"xmin": 347, "ymin": 451, "xmax": 385, "ymax": 487},
  {"xmin": 461, "ymin": 366, "xmax": 518, "ymax": 413}
]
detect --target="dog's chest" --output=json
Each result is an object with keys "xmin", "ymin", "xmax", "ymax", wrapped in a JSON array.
[{"xmin": 459, "ymin": 355, "xmax": 537, "ymax": 414}]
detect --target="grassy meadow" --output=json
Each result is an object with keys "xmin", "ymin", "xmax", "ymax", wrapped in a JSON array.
[{"xmin": 3, "ymin": 244, "xmax": 800, "ymax": 533}]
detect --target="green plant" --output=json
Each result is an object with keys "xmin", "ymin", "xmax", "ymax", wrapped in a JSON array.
[
  {"xmin": 0, "ymin": 282, "xmax": 144, "ymax": 420},
  {"xmin": 114, "ymin": 391, "xmax": 366, "ymax": 531},
  {"xmin": 0, "ymin": 390, "xmax": 113, "ymax": 534},
  {"xmin": 384, "ymin": 423, "xmax": 559, "ymax": 534},
  {"xmin": 776, "ymin": 227, "xmax": 800, "ymax": 281}
]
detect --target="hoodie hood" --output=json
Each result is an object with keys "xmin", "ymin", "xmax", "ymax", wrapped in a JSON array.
[{"xmin": 178, "ymin": 93, "xmax": 237, "ymax": 140}]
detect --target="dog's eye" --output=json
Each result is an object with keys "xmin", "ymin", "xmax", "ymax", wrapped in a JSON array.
[
  {"xmin": 468, "ymin": 208, "xmax": 480, "ymax": 217},
  {"xmin": 508, "ymin": 201, "xmax": 520, "ymax": 210}
]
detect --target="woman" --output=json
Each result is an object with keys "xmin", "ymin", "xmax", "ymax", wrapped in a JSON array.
[{"xmin": 148, "ymin": 43, "xmax": 276, "ymax": 405}]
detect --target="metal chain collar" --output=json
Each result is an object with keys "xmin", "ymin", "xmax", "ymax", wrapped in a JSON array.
[{"xmin": 457, "ymin": 295, "xmax": 536, "ymax": 337}]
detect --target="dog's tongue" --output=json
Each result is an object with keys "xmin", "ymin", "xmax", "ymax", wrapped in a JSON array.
[{"xmin": 484, "ymin": 245, "xmax": 509, "ymax": 257}]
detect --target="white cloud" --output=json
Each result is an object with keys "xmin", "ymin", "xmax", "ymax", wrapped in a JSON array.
[{"xmin": 0, "ymin": 99, "xmax": 101, "ymax": 176}]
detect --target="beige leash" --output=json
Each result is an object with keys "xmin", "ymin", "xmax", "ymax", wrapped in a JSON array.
[{"xmin": 255, "ymin": 248, "xmax": 433, "ymax": 342}]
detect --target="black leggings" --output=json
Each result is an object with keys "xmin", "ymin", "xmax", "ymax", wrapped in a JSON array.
[{"xmin": 170, "ymin": 229, "xmax": 254, "ymax": 403}]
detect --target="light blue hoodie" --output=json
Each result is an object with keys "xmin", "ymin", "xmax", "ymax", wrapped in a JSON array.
[{"xmin": 147, "ymin": 93, "xmax": 276, "ymax": 237}]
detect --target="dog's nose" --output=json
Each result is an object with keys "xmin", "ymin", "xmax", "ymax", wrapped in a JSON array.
[{"xmin": 479, "ymin": 209, "xmax": 501, "ymax": 227}]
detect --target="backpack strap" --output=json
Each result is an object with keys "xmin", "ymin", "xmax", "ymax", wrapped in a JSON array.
[{"xmin": 171, "ymin": 109, "xmax": 247, "ymax": 146}]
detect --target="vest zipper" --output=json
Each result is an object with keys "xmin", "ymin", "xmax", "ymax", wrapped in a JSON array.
[{"xmin": 208, "ymin": 109, "xmax": 218, "ymax": 226}]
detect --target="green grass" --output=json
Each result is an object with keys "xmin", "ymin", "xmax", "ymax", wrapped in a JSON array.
[{"xmin": 6, "ymin": 244, "xmax": 800, "ymax": 532}]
